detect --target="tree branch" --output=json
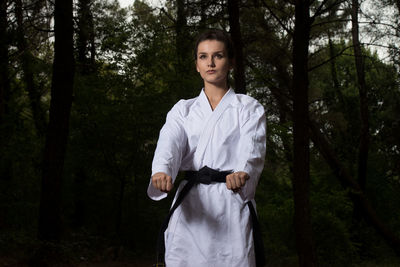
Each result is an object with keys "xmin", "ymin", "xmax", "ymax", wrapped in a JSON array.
[
  {"xmin": 260, "ymin": 0, "xmax": 293, "ymax": 35},
  {"xmin": 308, "ymin": 45, "xmax": 354, "ymax": 71}
]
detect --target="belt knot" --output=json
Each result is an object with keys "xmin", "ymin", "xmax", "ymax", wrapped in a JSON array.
[{"xmin": 186, "ymin": 166, "xmax": 227, "ymax": 184}]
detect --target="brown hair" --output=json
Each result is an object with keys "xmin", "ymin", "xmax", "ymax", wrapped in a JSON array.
[{"xmin": 193, "ymin": 29, "xmax": 235, "ymax": 61}]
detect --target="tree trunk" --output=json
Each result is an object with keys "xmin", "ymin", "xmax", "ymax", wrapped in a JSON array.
[
  {"xmin": 15, "ymin": 0, "xmax": 47, "ymax": 136},
  {"xmin": 77, "ymin": 0, "xmax": 90, "ymax": 64},
  {"xmin": 38, "ymin": 0, "xmax": 75, "ymax": 242},
  {"xmin": 199, "ymin": 0, "xmax": 207, "ymax": 30},
  {"xmin": 174, "ymin": 0, "xmax": 191, "ymax": 98},
  {"xmin": 292, "ymin": 0, "xmax": 318, "ymax": 266},
  {"xmin": 0, "ymin": 0, "xmax": 12, "ymax": 183},
  {"xmin": 72, "ymin": 168, "xmax": 87, "ymax": 228},
  {"xmin": 77, "ymin": 0, "xmax": 95, "ymax": 72},
  {"xmin": 396, "ymin": 0, "xmax": 400, "ymax": 69},
  {"xmin": 176, "ymin": 0, "xmax": 187, "ymax": 67},
  {"xmin": 351, "ymin": 0, "xmax": 370, "ymax": 220},
  {"xmin": 115, "ymin": 177, "xmax": 126, "ymax": 235},
  {"xmin": 0, "ymin": 0, "xmax": 9, "ymax": 123},
  {"xmin": 89, "ymin": 19, "xmax": 96, "ymax": 66},
  {"xmin": 327, "ymin": 31, "xmax": 345, "ymax": 106},
  {"xmin": 227, "ymin": 0, "xmax": 246, "ymax": 93}
]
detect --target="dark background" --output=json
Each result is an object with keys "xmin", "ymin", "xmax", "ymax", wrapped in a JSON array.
[{"xmin": 0, "ymin": 0, "xmax": 399, "ymax": 266}]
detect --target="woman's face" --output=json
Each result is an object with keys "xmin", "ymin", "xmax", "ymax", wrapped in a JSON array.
[{"xmin": 195, "ymin": 40, "xmax": 232, "ymax": 88}]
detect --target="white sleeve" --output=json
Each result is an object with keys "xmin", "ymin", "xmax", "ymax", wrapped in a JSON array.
[
  {"xmin": 147, "ymin": 101, "xmax": 186, "ymax": 200},
  {"xmin": 235, "ymin": 102, "xmax": 266, "ymax": 202}
]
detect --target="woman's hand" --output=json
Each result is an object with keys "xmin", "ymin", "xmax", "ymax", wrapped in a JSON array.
[
  {"xmin": 151, "ymin": 172, "xmax": 173, "ymax": 193},
  {"xmin": 226, "ymin": 171, "xmax": 249, "ymax": 192}
]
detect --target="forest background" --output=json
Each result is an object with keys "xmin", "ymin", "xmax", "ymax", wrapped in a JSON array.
[{"xmin": 0, "ymin": 0, "xmax": 399, "ymax": 266}]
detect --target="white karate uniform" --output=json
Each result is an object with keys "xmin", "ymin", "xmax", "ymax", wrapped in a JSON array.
[{"xmin": 147, "ymin": 88, "xmax": 266, "ymax": 267}]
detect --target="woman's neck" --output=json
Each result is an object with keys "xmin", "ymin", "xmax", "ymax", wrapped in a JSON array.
[{"xmin": 204, "ymin": 83, "xmax": 229, "ymax": 111}]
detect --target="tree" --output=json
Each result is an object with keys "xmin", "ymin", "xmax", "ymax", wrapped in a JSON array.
[
  {"xmin": 227, "ymin": 0, "xmax": 246, "ymax": 93},
  {"xmin": 38, "ymin": 0, "xmax": 75, "ymax": 242},
  {"xmin": 0, "ymin": 0, "xmax": 9, "ymax": 123},
  {"xmin": 77, "ymin": 0, "xmax": 95, "ymax": 72},
  {"xmin": 15, "ymin": 0, "xmax": 47, "ymax": 136},
  {"xmin": 292, "ymin": 0, "xmax": 318, "ymax": 266},
  {"xmin": 350, "ymin": 0, "xmax": 370, "ymax": 218}
]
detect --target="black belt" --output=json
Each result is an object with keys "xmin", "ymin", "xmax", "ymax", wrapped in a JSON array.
[{"xmin": 155, "ymin": 166, "xmax": 265, "ymax": 267}]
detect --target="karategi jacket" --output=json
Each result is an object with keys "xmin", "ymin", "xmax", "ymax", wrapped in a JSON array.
[{"xmin": 148, "ymin": 88, "xmax": 266, "ymax": 267}]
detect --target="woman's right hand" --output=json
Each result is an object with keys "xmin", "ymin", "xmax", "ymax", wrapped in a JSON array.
[{"xmin": 151, "ymin": 172, "xmax": 173, "ymax": 193}]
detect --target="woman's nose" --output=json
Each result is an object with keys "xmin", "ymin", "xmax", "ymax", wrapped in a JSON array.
[{"xmin": 208, "ymin": 57, "xmax": 215, "ymax": 67}]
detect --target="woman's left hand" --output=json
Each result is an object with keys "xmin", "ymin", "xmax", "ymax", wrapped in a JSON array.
[{"xmin": 226, "ymin": 171, "xmax": 249, "ymax": 192}]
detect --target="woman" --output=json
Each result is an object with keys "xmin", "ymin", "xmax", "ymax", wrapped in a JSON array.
[{"xmin": 148, "ymin": 29, "xmax": 266, "ymax": 267}]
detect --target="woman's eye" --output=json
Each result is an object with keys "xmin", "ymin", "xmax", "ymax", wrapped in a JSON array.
[{"xmin": 199, "ymin": 55, "xmax": 206, "ymax": 59}]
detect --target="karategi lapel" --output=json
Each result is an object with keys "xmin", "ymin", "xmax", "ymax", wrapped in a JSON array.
[{"xmin": 193, "ymin": 88, "xmax": 235, "ymax": 170}]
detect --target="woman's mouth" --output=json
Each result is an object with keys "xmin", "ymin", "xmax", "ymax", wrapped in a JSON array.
[{"xmin": 206, "ymin": 70, "xmax": 216, "ymax": 74}]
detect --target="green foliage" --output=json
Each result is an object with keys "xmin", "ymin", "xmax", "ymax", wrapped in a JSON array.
[
  {"xmin": 128, "ymin": 0, "xmax": 201, "ymax": 100},
  {"xmin": 307, "ymin": 40, "xmax": 400, "ymax": 264},
  {"xmin": 257, "ymin": 175, "xmax": 296, "ymax": 265},
  {"xmin": 310, "ymin": 164, "xmax": 358, "ymax": 265}
]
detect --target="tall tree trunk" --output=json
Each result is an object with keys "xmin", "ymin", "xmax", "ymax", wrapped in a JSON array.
[
  {"xmin": 89, "ymin": 21, "xmax": 95, "ymax": 66},
  {"xmin": 77, "ymin": 0, "xmax": 95, "ymax": 72},
  {"xmin": 292, "ymin": 0, "xmax": 318, "ymax": 266},
  {"xmin": 327, "ymin": 31, "xmax": 344, "ymax": 105},
  {"xmin": 351, "ymin": 0, "xmax": 370, "ymax": 220},
  {"xmin": 175, "ymin": 0, "xmax": 192, "ymax": 98},
  {"xmin": 199, "ymin": 0, "xmax": 207, "ymax": 30},
  {"xmin": 77, "ymin": 0, "xmax": 90, "ymax": 64},
  {"xmin": 72, "ymin": 168, "xmax": 87, "ymax": 228},
  {"xmin": 396, "ymin": 1, "xmax": 400, "ymax": 69},
  {"xmin": 115, "ymin": 177, "xmax": 126, "ymax": 235},
  {"xmin": 227, "ymin": 0, "xmax": 246, "ymax": 93},
  {"xmin": 38, "ymin": 0, "xmax": 75, "ymax": 242},
  {"xmin": 0, "ymin": 0, "xmax": 12, "ymax": 183},
  {"xmin": 15, "ymin": 0, "xmax": 47, "ymax": 136},
  {"xmin": 176, "ymin": 0, "xmax": 187, "ymax": 67},
  {"xmin": 0, "ymin": 0, "xmax": 9, "ymax": 123}
]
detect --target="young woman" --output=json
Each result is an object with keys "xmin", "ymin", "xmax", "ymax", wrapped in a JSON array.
[{"xmin": 147, "ymin": 29, "xmax": 266, "ymax": 267}]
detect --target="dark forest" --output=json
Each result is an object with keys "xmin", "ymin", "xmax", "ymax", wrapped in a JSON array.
[{"xmin": 0, "ymin": 0, "xmax": 399, "ymax": 266}]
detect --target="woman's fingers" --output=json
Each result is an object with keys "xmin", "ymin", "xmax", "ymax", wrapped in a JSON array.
[
  {"xmin": 226, "ymin": 175, "xmax": 232, "ymax": 190},
  {"xmin": 161, "ymin": 178, "xmax": 166, "ymax": 191},
  {"xmin": 166, "ymin": 177, "xmax": 173, "ymax": 191},
  {"xmin": 226, "ymin": 172, "xmax": 249, "ymax": 192},
  {"xmin": 151, "ymin": 172, "xmax": 173, "ymax": 193}
]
